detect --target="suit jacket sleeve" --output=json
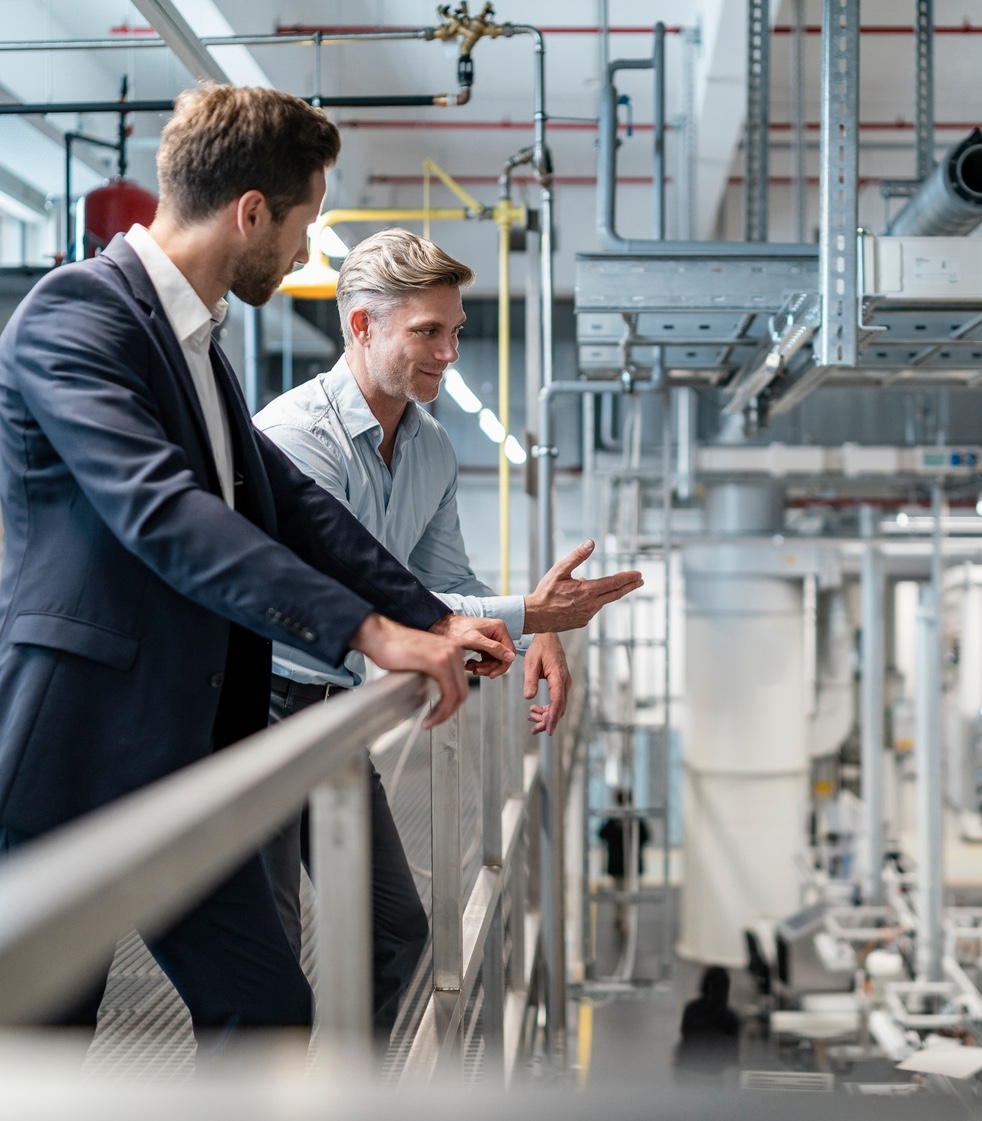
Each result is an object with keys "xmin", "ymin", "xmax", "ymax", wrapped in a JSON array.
[{"xmin": 4, "ymin": 263, "xmax": 447, "ymax": 667}]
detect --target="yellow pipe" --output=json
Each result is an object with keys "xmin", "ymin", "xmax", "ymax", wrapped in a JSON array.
[
  {"xmin": 422, "ymin": 158, "xmax": 486, "ymax": 214},
  {"xmin": 497, "ymin": 210, "xmax": 510, "ymax": 594},
  {"xmin": 577, "ymin": 999, "xmax": 593, "ymax": 1088},
  {"xmin": 491, "ymin": 199, "xmax": 526, "ymax": 595},
  {"xmin": 320, "ymin": 206, "xmax": 469, "ymax": 225}
]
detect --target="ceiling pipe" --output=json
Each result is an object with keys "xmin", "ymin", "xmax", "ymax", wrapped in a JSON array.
[
  {"xmin": 597, "ymin": 28, "xmax": 662, "ymax": 253},
  {"xmin": 885, "ymin": 127, "xmax": 982, "ymax": 236}
]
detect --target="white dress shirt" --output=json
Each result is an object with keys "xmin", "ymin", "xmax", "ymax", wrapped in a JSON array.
[{"xmin": 124, "ymin": 224, "xmax": 235, "ymax": 506}]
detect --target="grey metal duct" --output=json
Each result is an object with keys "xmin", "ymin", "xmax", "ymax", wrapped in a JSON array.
[{"xmin": 885, "ymin": 127, "xmax": 982, "ymax": 237}]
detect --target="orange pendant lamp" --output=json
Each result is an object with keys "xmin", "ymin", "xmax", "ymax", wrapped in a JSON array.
[{"xmin": 279, "ymin": 214, "xmax": 341, "ymax": 299}]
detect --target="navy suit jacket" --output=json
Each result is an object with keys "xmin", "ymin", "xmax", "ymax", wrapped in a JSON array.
[{"xmin": 0, "ymin": 236, "xmax": 447, "ymax": 834}]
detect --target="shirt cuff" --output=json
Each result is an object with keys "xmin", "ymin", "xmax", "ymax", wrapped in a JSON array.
[{"xmin": 480, "ymin": 594, "xmax": 525, "ymax": 641}]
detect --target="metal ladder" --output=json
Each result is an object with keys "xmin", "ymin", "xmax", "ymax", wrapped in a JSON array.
[{"xmin": 580, "ymin": 394, "xmax": 676, "ymax": 992}]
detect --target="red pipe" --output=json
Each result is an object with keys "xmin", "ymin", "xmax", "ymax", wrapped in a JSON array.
[
  {"xmin": 772, "ymin": 23, "xmax": 982, "ymax": 35},
  {"xmin": 339, "ymin": 117, "xmax": 976, "ymax": 133}
]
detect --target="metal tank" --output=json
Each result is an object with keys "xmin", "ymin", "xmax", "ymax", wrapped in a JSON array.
[{"xmin": 678, "ymin": 481, "xmax": 809, "ymax": 965}]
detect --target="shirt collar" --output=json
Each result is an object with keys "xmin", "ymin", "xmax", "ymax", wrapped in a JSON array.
[
  {"xmin": 324, "ymin": 355, "xmax": 421, "ymax": 444},
  {"xmin": 124, "ymin": 224, "xmax": 228, "ymax": 351}
]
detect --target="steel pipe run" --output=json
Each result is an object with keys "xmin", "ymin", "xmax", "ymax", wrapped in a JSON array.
[
  {"xmin": 535, "ymin": 378, "xmax": 658, "ymax": 571},
  {"xmin": 861, "ymin": 542, "xmax": 886, "ymax": 905},
  {"xmin": 886, "ymin": 127, "xmax": 982, "ymax": 236},
  {"xmin": 597, "ymin": 25, "xmax": 668, "ymax": 253},
  {"xmin": 915, "ymin": 484, "xmax": 945, "ymax": 982}
]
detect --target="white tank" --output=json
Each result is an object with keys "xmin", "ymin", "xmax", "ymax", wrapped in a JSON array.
[{"xmin": 678, "ymin": 482, "xmax": 809, "ymax": 965}]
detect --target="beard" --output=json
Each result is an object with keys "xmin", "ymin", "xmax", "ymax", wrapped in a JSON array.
[{"xmin": 229, "ymin": 238, "xmax": 284, "ymax": 308}]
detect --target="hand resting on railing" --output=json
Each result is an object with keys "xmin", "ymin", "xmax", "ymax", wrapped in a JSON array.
[{"xmin": 349, "ymin": 612, "xmax": 515, "ymax": 729}]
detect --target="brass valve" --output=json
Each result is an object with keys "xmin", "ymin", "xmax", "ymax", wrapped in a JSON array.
[{"xmin": 434, "ymin": 3, "xmax": 505, "ymax": 56}]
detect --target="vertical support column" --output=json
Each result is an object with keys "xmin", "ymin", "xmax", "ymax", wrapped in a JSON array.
[
  {"xmin": 481, "ymin": 676, "xmax": 505, "ymax": 1079},
  {"xmin": 311, "ymin": 754, "xmax": 372, "ymax": 1066},
  {"xmin": 280, "ymin": 294, "xmax": 294, "ymax": 395},
  {"xmin": 861, "ymin": 542, "xmax": 885, "ymax": 904},
  {"xmin": 791, "ymin": 0, "xmax": 808, "ymax": 242},
  {"xmin": 673, "ymin": 387, "xmax": 695, "ymax": 506},
  {"xmin": 915, "ymin": 484, "xmax": 945, "ymax": 982},
  {"xmin": 817, "ymin": 0, "xmax": 860, "ymax": 367},
  {"xmin": 678, "ymin": 26, "xmax": 700, "ymax": 240},
  {"xmin": 915, "ymin": 587, "xmax": 943, "ymax": 981},
  {"xmin": 243, "ymin": 303, "xmax": 261, "ymax": 414},
  {"xmin": 505, "ymin": 669, "xmax": 527, "ymax": 999},
  {"xmin": 744, "ymin": 0, "xmax": 770, "ymax": 243},
  {"xmin": 915, "ymin": 0, "xmax": 935, "ymax": 182},
  {"xmin": 539, "ymin": 726, "xmax": 567, "ymax": 1068},
  {"xmin": 431, "ymin": 712, "xmax": 463, "ymax": 994},
  {"xmin": 652, "ymin": 22, "xmax": 666, "ymax": 240},
  {"xmin": 659, "ymin": 393, "xmax": 674, "ymax": 979},
  {"xmin": 525, "ymin": 219, "xmax": 542, "ymax": 582}
]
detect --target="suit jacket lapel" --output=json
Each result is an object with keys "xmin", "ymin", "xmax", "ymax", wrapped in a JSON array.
[{"xmin": 100, "ymin": 235, "xmax": 216, "ymax": 477}]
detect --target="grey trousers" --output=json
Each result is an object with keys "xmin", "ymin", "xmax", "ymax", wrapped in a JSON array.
[{"xmin": 261, "ymin": 682, "xmax": 429, "ymax": 1037}]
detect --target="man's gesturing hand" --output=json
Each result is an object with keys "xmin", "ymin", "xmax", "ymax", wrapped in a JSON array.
[
  {"xmin": 428, "ymin": 614, "xmax": 516, "ymax": 678},
  {"xmin": 523, "ymin": 539, "xmax": 643, "ymax": 634},
  {"xmin": 525, "ymin": 631, "xmax": 571, "ymax": 736},
  {"xmin": 349, "ymin": 613, "xmax": 473, "ymax": 729}
]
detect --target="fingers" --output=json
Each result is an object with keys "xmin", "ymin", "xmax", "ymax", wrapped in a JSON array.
[
  {"xmin": 422, "ymin": 654, "xmax": 467, "ymax": 729},
  {"xmin": 528, "ymin": 704, "xmax": 550, "ymax": 735},
  {"xmin": 523, "ymin": 651, "xmax": 542, "ymax": 699},
  {"xmin": 584, "ymin": 570, "xmax": 643, "ymax": 599},
  {"xmin": 548, "ymin": 538, "xmax": 596, "ymax": 580},
  {"xmin": 465, "ymin": 633, "xmax": 516, "ymax": 668},
  {"xmin": 465, "ymin": 655, "xmax": 508, "ymax": 677},
  {"xmin": 431, "ymin": 615, "xmax": 516, "ymax": 670}
]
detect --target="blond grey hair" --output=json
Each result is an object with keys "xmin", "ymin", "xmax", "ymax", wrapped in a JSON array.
[{"xmin": 336, "ymin": 228, "xmax": 473, "ymax": 345}]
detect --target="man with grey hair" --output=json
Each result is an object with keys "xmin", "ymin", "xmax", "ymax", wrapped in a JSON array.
[{"xmin": 255, "ymin": 227, "xmax": 642, "ymax": 1039}]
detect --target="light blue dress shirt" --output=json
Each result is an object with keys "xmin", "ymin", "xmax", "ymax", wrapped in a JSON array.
[{"xmin": 253, "ymin": 356, "xmax": 527, "ymax": 686}]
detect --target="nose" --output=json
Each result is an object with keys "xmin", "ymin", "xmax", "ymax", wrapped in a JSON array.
[
  {"xmin": 437, "ymin": 334, "xmax": 459, "ymax": 362},
  {"xmin": 294, "ymin": 234, "xmax": 311, "ymax": 267}
]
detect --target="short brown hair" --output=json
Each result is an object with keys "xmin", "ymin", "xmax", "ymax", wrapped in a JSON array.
[
  {"xmin": 336, "ymin": 228, "xmax": 473, "ymax": 345},
  {"xmin": 157, "ymin": 83, "xmax": 341, "ymax": 225}
]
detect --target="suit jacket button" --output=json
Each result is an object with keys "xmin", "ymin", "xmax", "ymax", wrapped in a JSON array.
[
  {"xmin": 209, "ymin": 673, "xmax": 224, "ymax": 688},
  {"xmin": 301, "ymin": 628, "xmax": 317, "ymax": 643}
]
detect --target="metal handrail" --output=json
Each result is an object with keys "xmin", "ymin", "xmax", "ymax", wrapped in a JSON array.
[
  {"xmin": 0, "ymin": 673, "xmax": 430, "ymax": 1045},
  {"xmin": 0, "ymin": 660, "xmax": 565, "ymax": 1081}
]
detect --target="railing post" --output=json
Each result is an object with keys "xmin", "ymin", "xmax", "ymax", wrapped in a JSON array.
[
  {"xmin": 430, "ymin": 708, "xmax": 463, "ymax": 1064},
  {"xmin": 310, "ymin": 750, "xmax": 372, "ymax": 1068},
  {"xmin": 540, "ymin": 721, "xmax": 568, "ymax": 1068},
  {"xmin": 505, "ymin": 669, "xmax": 528, "ymax": 1003},
  {"xmin": 481, "ymin": 676, "xmax": 505, "ymax": 1079}
]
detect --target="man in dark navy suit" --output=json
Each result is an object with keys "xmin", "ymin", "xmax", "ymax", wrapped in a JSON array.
[{"xmin": 0, "ymin": 83, "xmax": 513, "ymax": 1044}]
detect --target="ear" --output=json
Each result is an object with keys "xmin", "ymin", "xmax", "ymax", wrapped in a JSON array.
[
  {"xmin": 233, "ymin": 190, "xmax": 269, "ymax": 238},
  {"xmin": 349, "ymin": 307, "xmax": 372, "ymax": 345}
]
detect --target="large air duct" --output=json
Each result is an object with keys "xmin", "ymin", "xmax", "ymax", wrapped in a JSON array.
[{"xmin": 885, "ymin": 128, "xmax": 982, "ymax": 237}]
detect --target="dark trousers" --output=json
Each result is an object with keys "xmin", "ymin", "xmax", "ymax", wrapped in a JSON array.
[
  {"xmin": 0, "ymin": 826, "xmax": 312, "ymax": 1043},
  {"xmin": 261, "ymin": 680, "xmax": 429, "ymax": 1038}
]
